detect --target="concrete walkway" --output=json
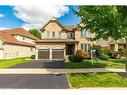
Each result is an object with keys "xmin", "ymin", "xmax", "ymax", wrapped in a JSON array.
[{"xmin": 0, "ymin": 68, "xmax": 125, "ymax": 74}]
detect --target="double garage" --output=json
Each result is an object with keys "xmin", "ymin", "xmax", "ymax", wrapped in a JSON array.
[{"xmin": 38, "ymin": 47, "xmax": 64, "ymax": 60}]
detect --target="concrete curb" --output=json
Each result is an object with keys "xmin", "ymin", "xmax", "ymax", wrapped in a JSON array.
[
  {"xmin": 65, "ymin": 74, "xmax": 72, "ymax": 89},
  {"xmin": 79, "ymin": 87, "xmax": 127, "ymax": 89},
  {"xmin": 0, "ymin": 68, "xmax": 125, "ymax": 74}
]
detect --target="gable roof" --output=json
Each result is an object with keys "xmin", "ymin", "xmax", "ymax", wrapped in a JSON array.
[
  {"xmin": 42, "ymin": 17, "xmax": 65, "ymax": 30},
  {"xmin": 0, "ymin": 28, "xmax": 38, "ymax": 47},
  {"xmin": 96, "ymin": 39, "xmax": 109, "ymax": 47},
  {"xmin": 42, "ymin": 17, "xmax": 76, "ymax": 32},
  {"xmin": 8, "ymin": 28, "xmax": 38, "ymax": 40},
  {"xmin": 63, "ymin": 25, "xmax": 75, "ymax": 31}
]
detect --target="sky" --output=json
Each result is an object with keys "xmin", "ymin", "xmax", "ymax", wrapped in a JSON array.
[{"xmin": 0, "ymin": 5, "xmax": 80, "ymax": 30}]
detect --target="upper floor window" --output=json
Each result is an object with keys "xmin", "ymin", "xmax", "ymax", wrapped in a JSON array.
[
  {"xmin": 22, "ymin": 36, "xmax": 25, "ymax": 40},
  {"xmin": 46, "ymin": 31, "xmax": 49, "ymax": 38},
  {"xmin": 20, "ymin": 36, "xmax": 25, "ymax": 40},
  {"xmin": 67, "ymin": 32, "xmax": 74, "ymax": 39},
  {"xmin": 58, "ymin": 32, "xmax": 61, "ymax": 38},
  {"xmin": 31, "ymin": 47, "xmax": 33, "ymax": 52},
  {"xmin": 81, "ymin": 29, "xmax": 91, "ymax": 38},
  {"xmin": 52, "ymin": 31, "xmax": 55, "ymax": 38}
]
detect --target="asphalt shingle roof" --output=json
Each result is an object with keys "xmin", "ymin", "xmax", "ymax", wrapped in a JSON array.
[{"xmin": 0, "ymin": 28, "xmax": 37, "ymax": 47}]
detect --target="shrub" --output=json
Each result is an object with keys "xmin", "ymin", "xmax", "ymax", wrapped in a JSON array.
[
  {"xmin": 68, "ymin": 55, "xmax": 84, "ymax": 62},
  {"xmin": 102, "ymin": 49, "xmax": 113, "ymax": 58},
  {"xmin": 118, "ymin": 48, "xmax": 126, "ymax": 57},
  {"xmin": 99, "ymin": 53, "xmax": 109, "ymax": 60},
  {"xmin": 76, "ymin": 50, "xmax": 91, "ymax": 59},
  {"xmin": 31, "ymin": 55, "xmax": 35, "ymax": 59},
  {"xmin": 112, "ymin": 51, "xmax": 119, "ymax": 59},
  {"xmin": 92, "ymin": 45, "xmax": 102, "ymax": 57}
]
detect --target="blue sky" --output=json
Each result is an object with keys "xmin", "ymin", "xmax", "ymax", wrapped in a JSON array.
[
  {"xmin": 58, "ymin": 6, "xmax": 80, "ymax": 26},
  {"xmin": 0, "ymin": 5, "xmax": 80, "ymax": 30}
]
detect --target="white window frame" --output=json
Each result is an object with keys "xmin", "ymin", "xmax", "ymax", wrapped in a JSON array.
[
  {"xmin": 52, "ymin": 31, "xmax": 55, "ymax": 38},
  {"xmin": 58, "ymin": 32, "xmax": 61, "ymax": 38},
  {"xmin": 81, "ymin": 29, "xmax": 91, "ymax": 38},
  {"xmin": 67, "ymin": 32, "xmax": 74, "ymax": 39},
  {"xmin": 46, "ymin": 31, "xmax": 49, "ymax": 39},
  {"xmin": 80, "ymin": 44, "xmax": 91, "ymax": 52}
]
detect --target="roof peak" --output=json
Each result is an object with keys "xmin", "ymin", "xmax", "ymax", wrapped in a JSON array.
[{"xmin": 50, "ymin": 16, "xmax": 57, "ymax": 20}]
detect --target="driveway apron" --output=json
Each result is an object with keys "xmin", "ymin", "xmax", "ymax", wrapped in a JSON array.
[
  {"xmin": 0, "ymin": 74, "xmax": 69, "ymax": 89},
  {"xmin": 0, "ymin": 60, "xmax": 69, "ymax": 89},
  {"xmin": 11, "ymin": 60, "xmax": 65, "ymax": 68}
]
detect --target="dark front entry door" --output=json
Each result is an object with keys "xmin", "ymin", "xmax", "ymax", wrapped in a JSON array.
[
  {"xmin": 66, "ymin": 44, "xmax": 75, "ymax": 55},
  {"xmin": 38, "ymin": 49, "xmax": 50, "ymax": 59},
  {"xmin": 52, "ymin": 49, "xmax": 64, "ymax": 59}
]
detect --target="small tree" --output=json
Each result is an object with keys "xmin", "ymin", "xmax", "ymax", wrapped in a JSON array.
[{"xmin": 29, "ymin": 28, "xmax": 41, "ymax": 39}]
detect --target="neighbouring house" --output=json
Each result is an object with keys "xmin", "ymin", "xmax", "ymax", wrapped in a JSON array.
[
  {"xmin": 108, "ymin": 38, "xmax": 126, "ymax": 51},
  {"xmin": 0, "ymin": 28, "xmax": 38, "ymax": 59},
  {"xmin": 96, "ymin": 38, "xmax": 109, "ymax": 49},
  {"xmin": 35, "ymin": 17, "xmax": 96, "ymax": 60}
]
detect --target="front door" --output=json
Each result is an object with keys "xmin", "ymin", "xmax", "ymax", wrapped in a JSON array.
[{"xmin": 66, "ymin": 44, "xmax": 75, "ymax": 55}]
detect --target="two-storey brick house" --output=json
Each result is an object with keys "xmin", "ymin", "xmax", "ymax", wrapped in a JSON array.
[{"xmin": 35, "ymin": 17, "xmax": 95, "ymax": 60}]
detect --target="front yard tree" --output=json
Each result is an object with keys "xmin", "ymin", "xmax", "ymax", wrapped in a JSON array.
[
  {"xmin": 74, "ymin": 6, "xmax": 127, "ymax": 71},
  {"xmin": 29, "ymin": 28, "xmax": 41, "ymax": 39}
]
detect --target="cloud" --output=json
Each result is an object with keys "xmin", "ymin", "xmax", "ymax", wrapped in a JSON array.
[
  {"xmin": 21, "ymin": 23, "xmax": 40, "ymax": 30},
  {"xmin": 13, "ymin": 5, "xmax": 69, "ymax": 29},
  {"xmin": 0, "ymin": 13, "xmax": 4, "ymax": 18},
  {"xmin": 0, "ymin": 27, "xmax": 9, "ymax": 30}
]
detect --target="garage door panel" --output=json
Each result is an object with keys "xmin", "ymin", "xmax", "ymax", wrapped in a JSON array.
[
  {"xmin": 38, "ymin": 49, "xmax": 49, "ymax": 59},
  {"xmin": 52, "ymin": 49, "xmax": 64, "ymax": 59}
]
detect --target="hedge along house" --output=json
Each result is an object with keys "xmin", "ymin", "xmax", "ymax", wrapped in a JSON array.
[
  {"xmin": 35, "ymin": 17, "xmax": 95, "ymax": 60},
  {"xmin": 0, "ymin": 28, "xmax": 38, "ymax": 59}
]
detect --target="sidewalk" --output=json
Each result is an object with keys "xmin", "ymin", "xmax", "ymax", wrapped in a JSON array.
[{"xmin": 0, "ymin": 68, "xmax": 125, "ymax": 74}]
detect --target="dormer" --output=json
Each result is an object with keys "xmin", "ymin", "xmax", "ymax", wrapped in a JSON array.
[{"xmin": 14, "ymin": 34, "xmax": 35, "ymax": 44}]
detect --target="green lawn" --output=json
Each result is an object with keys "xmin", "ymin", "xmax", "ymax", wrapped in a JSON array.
[
  {"xmin": 65, "ymin": 59, "xmax": 125, "ymax": 68},
  {"xmin": 0, "ymin": 57, "xmax": 31, "ymax": 68},
  {"xmin": 68, "ymin": 73, "xmax": 127, "ymax": 88}
]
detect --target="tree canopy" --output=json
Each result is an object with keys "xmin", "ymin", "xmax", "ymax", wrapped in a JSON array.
[
  {"xmin": 29, "ymin": 28, "xmax": 41, "ymax": 39},
  {"xmin": 74, "ymin": 6, "xmax": 127, "ymax": 40},
  {"xmin": 74, "ymin": 6, "xmax": 127, "ymax": 71}
]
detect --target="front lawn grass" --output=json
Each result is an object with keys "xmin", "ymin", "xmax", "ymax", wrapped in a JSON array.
[
  {"xmin": 0, "ymin": 57, "xmax": 31, "ymax": 68},
  {"xmin": 68, "ymin": 73, "xmax": 127, "ymax": 88},
  {"xmin": 65, "ymin": 59, "xmax": 125, "ymax": 68}
]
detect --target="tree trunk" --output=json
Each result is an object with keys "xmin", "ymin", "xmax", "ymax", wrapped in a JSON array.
[{"xmin": 125, "ymin": 38, "xmax": 127, "ymax": 71}]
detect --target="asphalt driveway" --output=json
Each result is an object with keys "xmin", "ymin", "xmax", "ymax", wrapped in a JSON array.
[
  {"xmin": 4, "ymin": 60, "xmax": 69, "ymax": 89},
  {"xmin": 11, "ymin": 60, "xmax": 65, "ymax": 68},
  {"xmin": 0, "ymin": 74, "xmax": 69, "ymax": 89}
]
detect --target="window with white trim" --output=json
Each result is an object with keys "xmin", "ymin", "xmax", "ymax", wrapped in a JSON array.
[
  {"xmin": 81, "ymin": 29, "xmax": 91, "ymax": 38},
  {"xmin": 58, "ymin": 32, "xmax": 61, "ymax": 38},
  {"xmin": 46, "ymin": 32, "xmax": 49, "ymax": 38},
  {"xmin": 52, "ymin": 31, "xmax": 55, "ymax": 38},
  {"xmin": 67, "ymin": 32, "xmax": 74, "ymax": 39},
  {"xmin": 80, "ymin": 44, "xmax": 91, "ymax": 52},
  {"xmin": 20, "ymin": 36, "xmax": 25, "ymax": 40}
]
